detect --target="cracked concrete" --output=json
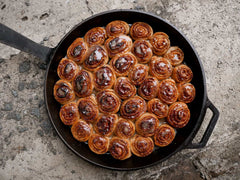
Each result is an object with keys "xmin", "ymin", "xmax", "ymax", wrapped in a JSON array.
[{"xmin": 0, "ymin": 0, "xmax": 240, "ymax": 179}]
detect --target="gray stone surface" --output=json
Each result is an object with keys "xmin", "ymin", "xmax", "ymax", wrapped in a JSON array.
[{"xmin": 0, "ymin": 0, "xmax": 239, "ymax": 179}]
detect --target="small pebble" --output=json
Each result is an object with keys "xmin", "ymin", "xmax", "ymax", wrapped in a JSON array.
[
  {"xmin": 1, "ymin": 102, "xmax": 13, "ymax": 111},
  {"xmin": 19, "ymin": 61, "xmax": 30, "ymax": 73},
  {"xmin": 11, "ymin": 89, "xmax": 18, "ymax": 97}
]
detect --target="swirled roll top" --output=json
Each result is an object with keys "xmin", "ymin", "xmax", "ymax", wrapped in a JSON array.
[
  {"xmin": 54, "ymin": 80, "xmax": 75, "ymax": 104},
  {"xmin": 135, "ymin": 113, "xmax": 159, "ymax": 137},
  {"xmin": 120, "ymin": 96, "xmax": 147, "ymax": 121},
  {"xmin": 105, "ymin": 35, "xmax": 132, "ymax": 58},
  {"xmin": 130, "ymin": 135, "xmax": 154, "ymax": 157},
  {"xmin": 106, "ymin": 20, "xmax": 130, "ymax": 37},
  {"xmin": 84, "ymin": 27, "xmax": 107, "ymax": 46},
  {"xmin": 130, "ymin": 22, "xmax": 153, "ymax": 40},
  {"xmin": 94, "ymin": 113, "xmax": 118, "ymax": 137},
  {"xmin": 67, "ymin": 38, "xmax": 88, "ymax": 64},
  {"xmin": 154, "ymin": 124, "xmax": 175, "ymax": 147},
  {"xmin": 167, "ymin": 102, "xmax": 190, "ymax": 128},
  {"xmin": 149, "ymin": 56, "xmax": 173, "ymax": 80},
  {"xmin": 72, "ymin": 70, "xmax": 94, "ymax": 98},
  {"xmin": 109, "ymin": 137, "xmax": 131, "ymax": 160},
  {"xmin": 150, "ymin": 32, "xmax": 170, "ymax": 56}
]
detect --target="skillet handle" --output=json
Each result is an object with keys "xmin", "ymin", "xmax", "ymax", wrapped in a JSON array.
[
  {"xmin": 186, "ymin": 98, "xmax": 219, "ymax": 149},
  {"xmin": 0, "ymin": 23, "xmax": 53, "ymax": 63}
]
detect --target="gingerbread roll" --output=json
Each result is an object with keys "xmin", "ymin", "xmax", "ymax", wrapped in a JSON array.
[
  {"xmin": 158, "ymin": 79, "xmax": 178, "ymax": 105},
  {"xmin": 120, "ymin": 96, "xmax": 147, "ymax": 121},
  {"xmin": 130, "ymin": 135, "xmax": 154, "ymax": 157},
  {"xmin": 93, "ymin": 65, "xmax": 116, "ymax": 91},
  {"xmin": 104, "ymin": 35, "xmax": 132, "ymax": 58},
  {"xmin": 96, "ymin": 89, "xmax": 121, "ymax": 114},
  {"xmin": 57, "ymin": 58, "xmax": 79, "ymax": 81},
  {"xmin": 128, "ymin": 64, "xmax": 149, "ymax": 86},
  {"xmin": 72, "ymin": 70, "xmax": 94, "ymax": 98},
  {"xmin": 59, "ymin": 102, "xmax": 79, "ymax": 125},
  {"xmin": 167, "ymin": 102, "xmax": 190, "ymax": 128},
  {"xmin": 83, "ymin": 45, "xmax": 108, "ymax": 71},
  {"xmin": 132, "ymin": 39, "xmax": 153, "ymax": 64},
  {"xmin": 94, "ymin": 113, "xmax": 118, "ymax": 137},
  {"xmin": 67, "ymin": 38, "xmax": 88, "ymax": 64},
  {"xmin": 71, "ymin": 120, "xmax": 92, "ymax": 142},
  {"xmin": 106, "ymin": 20, "xmax": 130, "ymax": 37},
  {"xmin": 115, "ymin": 118, "xmax": 135, "ymax": 139},
  {"xmin": 177, "ymin": 82, "xmax": 196, "ymax": 103},
  {"xmin": 114, "ymin": 77, "xmax": 136, "ymax": 100},
  {"xmin": 53, "ymin": 80, "xmax": 75, "ymax": 104},
  {"xmin": 154, "ymin": 124, "xmax": 175, "ymax": 147},
  {"xmin": 147, "ymin": 98, "xmax": 168, "ymax": 119},
  {"xmin": 164, "ymin": 46, "xmax": 184, "ymax": 66},
  {"xmin": 130, "ymin": 22, "xmax": 153, "ymax": 40},
  {"xmin": 135, "ymin": 113, "xmax": 159, "ymax": 137},
  {"xmin": 109, "ymin": 137, "xmax": 131, "ymax": 160},
  {"xmin": 110, "ymin": 52, "xmax": 137, "ymax": 77},
  {"xmin": 149, "ymin": 56, "xmax": 173, "ymax": 80},
  {"xmin": 149, "ymin": 32, "xmax": 170, "ymax": 56},
  {"xmin": 172, "ymin": 64, "xmax": 193, "ymax": 83},
  {"xmin": 84, "ymin": 27, "xmax": 107, "ymax": 46},
  {"xmin": 77, "ymin": 96, "xmax": 99, "ymax": 123},
  {"xmin": 138, "ymin": 76, "xmax": 159, "ymax": 100},
  {"xmin": 88, "ymin": 134, "xmax": 109, "ymax": 154}
]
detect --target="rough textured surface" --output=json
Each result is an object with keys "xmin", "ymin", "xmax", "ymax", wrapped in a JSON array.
[{"xmin": 0, "ymin": 0, "xmax": 239, "ymax": 179}]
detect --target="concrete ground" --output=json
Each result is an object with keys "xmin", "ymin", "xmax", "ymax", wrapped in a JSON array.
[{"xmin": 0, "ymin": 0, "xmax": 239, "ymax": 179}]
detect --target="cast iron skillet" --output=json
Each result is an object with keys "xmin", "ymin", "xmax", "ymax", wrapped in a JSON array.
[{"xmin": 0, "ymin": 9, "xmax": 219, "ymax": 170}]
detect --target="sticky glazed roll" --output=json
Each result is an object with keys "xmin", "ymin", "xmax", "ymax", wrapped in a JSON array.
[
  {"xmin": 77, "ymin": 96, "xmax": 99, "ymax": 123},
  {"xmin": 110, "ymin": 52, "xmax": 137, "ymax": 77},
  {"xmin": 164, "ymin": 46, "xmax": 184, "ymax": 66},
  {"xmin": 106, "ymin": 20, "xmax": 130, "ymax": 37},
  {"xmin": 93, "ymin": 65, "xmax": 116, "ymax": 91},
  {"xmin": 84, "ymin": 27, "xmax": 107, "ymax": 46},
  {"xmin": 83, "ymin": 45, "xmax": 108, "ymax": 71},
  {"xmin": 104, "ymin": 35, "xmax": 132, "ymax": 58},
  {"xmin": 149, "ymin": 56, "xmax": 173, "ymax": 80},
  {"xmin": 130, "ymin": 135, "xmax": 154, "ymax": 157},
  {"xmin": 94, "ymin": 113, "xmax": 118, "ymax": 137},
  {"xmin": 132, "ymin": 39, "xmax": 153, "ymax": 64},
  {"xmin": 177, "ymin": 82, "xmax": 196, "ymax": 103},
  {"xmin": 158, "ymin": 79, "xmax": 178, "ymax": 105},
  {"xmin": 135, "ymin": 113, "xmax": 159, "ymax": 137},
  {"xmin": 53, "ymin": 80, "xmax": 75, "ymax": 104},
  {"xmin": 138, "ymin": 76, "xmax": 159, "ymax": 100},
  {"xmin": 59, "ymin": 102, "xmax": 79, "ymax": 125},
  {"xmin": 172, "ymin": 64, "xmax": 193, "ymax": 83},
  {"xmin": 96, "ymin": 89, "xmax": 121, "ymax": 114},
  {"xmin": 149, "ymin": 32, "xmax": 170, "ymax": 56},
  {"xmin": 72, "ymin": 70, "xmax": 93, "ymax": 98},
  {"xmin": 154, "ymin": 124, "xmax": 176, "ymax": 147},
  {"xmin": 67, "ymin": 38, "xmax": 88, "ymax": 64},
  {"xmin": 128, "ymin": 64, "xmax": 149, "ymax": 86},
  {"xmin": 109, "ymin": 137, "xmax": 131, "ymax": 160},
  {"xmin": 88, "ymin": 134, "xmax": 109, "ymax": 154},
  {"xmin": 57, "ymin": 58, "xmax": 79, "ymax": 81},
  {"xmin": 130, "ymin": 22, "xmax": 153, "ymax": 40},
  {"xmin": 115, "ymin": 118, "xmax": 135, "ymax": 139},
  {"xmin": 114, "ymin": 77, "xmax": 136, "ymax": 100},
  {"xmin": 71, "ymin": 120, "xmax": 93, "ymax": 142},
  {"xmin": 120, "ymin": 96, "xmax": 147, "ymax": 121},
  {"xmin": 167, "ymin": 102, "xmax": 190, "ymax": 128},
  {"xmin": 147, "ymin": 98, "xmax": 169, "ymax": 119}
]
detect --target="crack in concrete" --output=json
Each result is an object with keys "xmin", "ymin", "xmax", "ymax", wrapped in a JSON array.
[{"xmin": 85, "ymin": 0, "xmax": 94, "ymax": 15}]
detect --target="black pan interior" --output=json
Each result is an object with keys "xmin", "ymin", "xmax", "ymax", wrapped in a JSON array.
[{"xmin": 45, "ymin": 10, "xmax": 207, "ymax": 170}]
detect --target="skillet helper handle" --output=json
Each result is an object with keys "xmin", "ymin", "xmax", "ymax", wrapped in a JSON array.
[
  {"xmin": 0, "ymin": 23, "xmax": 53, "ymax": 63},
  {"xmin": 186, "ymin": 98, "xmax": 219, "ymax": 149}
]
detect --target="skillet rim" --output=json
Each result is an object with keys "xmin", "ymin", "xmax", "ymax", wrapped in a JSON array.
[{"xmin": 44, "ymin": 9, "xmax": 207, "ymax": 170}]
